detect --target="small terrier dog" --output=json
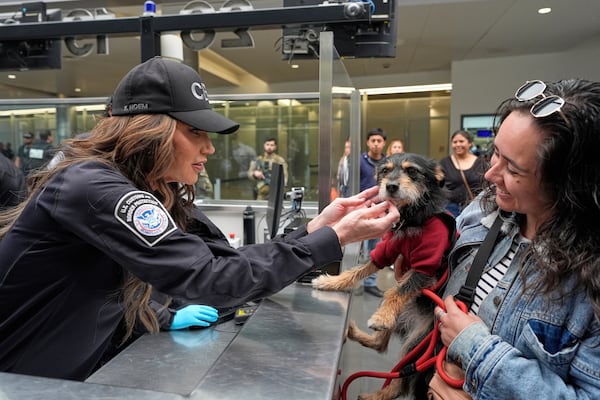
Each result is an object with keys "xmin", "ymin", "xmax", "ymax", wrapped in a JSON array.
[{"xmin": 312, "ymin": 153, "xmax": 456, "ymax": 400}]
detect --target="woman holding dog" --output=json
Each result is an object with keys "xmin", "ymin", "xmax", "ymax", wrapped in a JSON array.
[
  {"xmin": 435, "ymin": 79, "xmax": 600, "ymax": 399},
  {"xmin": 0, "ymin": 57, "xmax": 400, "ymax": 381}
]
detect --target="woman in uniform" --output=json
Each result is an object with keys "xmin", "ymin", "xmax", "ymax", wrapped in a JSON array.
[{"xmin": 0, "ymin": 57, "xmax": 399, "ymax": 381}]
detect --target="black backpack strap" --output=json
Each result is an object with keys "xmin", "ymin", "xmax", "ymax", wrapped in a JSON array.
[
  {"xmin": 435, "ymin": 212, "xmax": 457, "ymax": 250},
  {"xmin": 455, "ymin": 215, "xmax": 503, "ymax": 308}
]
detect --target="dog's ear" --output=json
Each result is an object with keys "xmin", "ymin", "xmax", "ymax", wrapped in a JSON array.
[{"xmin": 434, "ymin": 165, "xmax": 445, "ymax": 187}]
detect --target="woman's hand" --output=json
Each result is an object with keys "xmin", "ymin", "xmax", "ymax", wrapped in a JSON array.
[
  {"xmin": 308, "ymin": 186, "xmax": 381, "ymax": 232},
  {"xmin": 170, "ymin": 305, "xmax": 219, "ymax": 330},
  {"xmin": 435, "ymin": 296, "xmax": 482, "ymax": 346},
  {"xmin": 331, "ymin": 200, "xmax": 400, "ymax": 246}
]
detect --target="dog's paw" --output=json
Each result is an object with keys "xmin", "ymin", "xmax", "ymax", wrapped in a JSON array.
[
  {"xmin": 358, "ymin": 392, "xmax": 388, "ymax": 400},
  {"xmin": 346, "ymin": 319, "xmax": 358, "ymax": 339},
  {"xmin": 367, "ymin": 313, "xmax": 395, "ymax": 331},
  {"xmin": 311, "ymin": 274, "xmax": 347, "ymax": 291}
]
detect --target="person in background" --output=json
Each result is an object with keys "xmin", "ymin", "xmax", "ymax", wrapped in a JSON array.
[
  {"xmin": 14, "ymin": 132, "xmax": 34, "ymax": 176},
  {"xmin": 359, "ymin": 128, "xmax": 388, "ymax": 297},
  {"xmin": 439, "ymin": 129, "xmax": 486, "ymax": 217},
  {"xmin": 231, "ymin": 134, "xmax": 257, "ymax": 199},
  {"xmin": 0, "ymin": 152, "xmax": 26, "ymax": 208},
  {"xmin": 247, "ymin": 137, "xmax": 288, "ymax": 200},
  {"xmin": 386, "ymin": 138, "xmax": 404, "ymax": 156},
  {"xmin": 336, "ymin": 137, "xmax": 351, "ymax": 198},
  {"xmin": 434, "ymin": 79, "xmax": 600, "ymax": 399},
  {"xmin": 0, "ymin": 56, "xmax": 400, "ymax": 381},
  {"xmin": 3, "ymin": 142, "xmax": 15, "ymax": 161},
  {"xmin": 25, "ymin": 130, "xmax": 56, "ymax": 176},
  {"xmin": 194, "ymin": 169, "xmax": 214, "ymax": 199}
]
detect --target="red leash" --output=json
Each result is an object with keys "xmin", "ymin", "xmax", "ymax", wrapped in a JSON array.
[
  {"xmin": 421, "ymin": 288, "xmax": 467, "ymax": 387},
  {"xmin": 339, "ymin": 269, "xmax": 468, "ymax": 400}
]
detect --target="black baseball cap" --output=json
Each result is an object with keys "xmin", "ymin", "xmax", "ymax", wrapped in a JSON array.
[{"xmin": 111, "ymin": 56, "xmax": 239, "ymax": 135}]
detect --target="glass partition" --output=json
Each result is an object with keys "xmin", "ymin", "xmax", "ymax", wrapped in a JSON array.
[
  {"xmin": 207, "ymin": 94, "xmax": 320, "ymax": 201},
  {"xmin": 317, "ymin": 31, "xmax": 360, "ymax": 211},
  {"xmin": 0, "ymin": 96, "xmax": 327, "ymax": 202},
  {"xmin": 0, "ymin": 32, "xmax": 360, "ymax": 208},
  {"xmin": 0, "ymin": 62, "xmax": 449, "ymax": 208}
]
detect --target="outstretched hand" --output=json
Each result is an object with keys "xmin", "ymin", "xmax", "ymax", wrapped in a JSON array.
[
  {"xmin": 171, "ymin": 304, "xmax": 219, "ymax": 330},
  {"xmin": 307, "ymin": 185, "xmax": 399, "ymax": 246},
  {"xmin": 308, "ymin": 186, "xmax": 382, "ymax": 231},
  {"xmin": 333, "ymin": 200, "xmax": 399, "ymax": 246}
]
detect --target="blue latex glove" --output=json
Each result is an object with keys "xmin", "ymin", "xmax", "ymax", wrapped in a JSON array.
[{"xmin": 170, "ymin": 305, "xmax": 219, "ymax": 330}]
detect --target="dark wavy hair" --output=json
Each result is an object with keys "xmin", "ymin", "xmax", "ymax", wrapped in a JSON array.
[{"xmin": 481, "ymin": 79, "xmax": 600, "ymax": 318}]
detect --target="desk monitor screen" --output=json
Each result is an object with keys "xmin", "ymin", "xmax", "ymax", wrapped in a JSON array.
[{"xmin": 266, "ymin": 162, "xmax": 285, "ymax": 240}]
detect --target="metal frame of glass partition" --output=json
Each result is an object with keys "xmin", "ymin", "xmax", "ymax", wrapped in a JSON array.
[{"xmin": 318, "ymin": 31, "xmax": 360, "ymax": 211}]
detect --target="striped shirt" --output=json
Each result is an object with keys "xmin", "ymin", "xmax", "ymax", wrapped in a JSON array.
[{"xmin": 470, "ymin": 234, "xmax": 530, "ymax": 314}]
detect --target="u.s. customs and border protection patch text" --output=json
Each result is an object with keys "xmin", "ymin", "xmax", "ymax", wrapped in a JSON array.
[{"xmin": 114, "ymin": 191, "xmax": 177, "ymax": 246}]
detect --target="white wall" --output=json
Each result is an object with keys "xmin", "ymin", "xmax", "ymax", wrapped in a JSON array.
[
  {"xmin": 224, "ymin": 35, "xmax": 600, "ymax": 134},
  {"xmin": 450, "ymin": 36, "xmax": 600, "ymax": 132}
]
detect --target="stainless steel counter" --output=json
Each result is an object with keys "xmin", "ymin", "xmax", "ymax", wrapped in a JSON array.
[
  {"xmin": 87, "ymin": 285, "xmax": 350, "ymax": 399},
  {"xmin": 0, "ymin": 244, "xmax": 359, "ymax": 399}
]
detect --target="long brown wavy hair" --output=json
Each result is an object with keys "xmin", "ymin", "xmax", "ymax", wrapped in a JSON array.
[{"xmin": 0, "ymin": 114, "xmax": 196, "ymax": 340}]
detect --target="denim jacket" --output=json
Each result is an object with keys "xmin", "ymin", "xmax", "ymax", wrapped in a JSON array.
[{"xmin": 443, "ymin": 200, "xmax": 600, "ymax": 399}]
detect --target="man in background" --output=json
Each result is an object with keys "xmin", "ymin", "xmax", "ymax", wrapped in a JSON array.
[
  {"xmin": 15, "ymin": 132, "xmax": 34, "ymax": 176},
  {"xmin": 232, "ymin": 134, "xmax": 257, "ymax": 199},
  {"xmin": 16, "ymin": 130, "xmax": 56, "ymax": 177},
  {"xmin": 248, "ymin": 137, "xmax": 288, "ymax": 200},
  {"xmin": 26, "ymin": 130, "xmax": 56, "ymax": 175}
]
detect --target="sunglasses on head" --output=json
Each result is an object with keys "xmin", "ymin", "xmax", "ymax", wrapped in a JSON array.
[{"xmin": 515, "ymin": 80, "xmax": 570, "ymax": 126}]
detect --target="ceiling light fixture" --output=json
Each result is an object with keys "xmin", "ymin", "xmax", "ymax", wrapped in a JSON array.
[
  {"xmin": 75, "ymin": 104, "xmax": 107, "ymax": 112},
  {"xmin": 8, "ymin": 74, "xmax": 16, "ymax": 79},
  {"xmin": 291, "ymin": 64, "xmax": 299, "ymax": 69},
  {"xmin": 0, "ymin": 107, "xmax": 55, "ymax": 117},
  {"xmin": 538, "ymin": 7, "xmax": 552, "ymax": 14},
  {"xmin": 360, "ymin": 83, "xmax": 452, "ymax": 96},
  {"xmin": 332, "ymin": 86, "xmax": 355, "ymax": 94}
]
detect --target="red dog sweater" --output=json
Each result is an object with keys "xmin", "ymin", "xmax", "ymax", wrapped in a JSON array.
[{"xmin": 370, "ymin": 214, "xmax": 454, "ymax": 280}]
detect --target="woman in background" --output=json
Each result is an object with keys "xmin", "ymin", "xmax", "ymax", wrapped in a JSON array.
[
  {"xmin": 386, "ymin": 138, "xmax": 404, "ymax": 156},
  {"xmin": 439, "ymin": 130, "xmax": 486, "ymax": 216}
]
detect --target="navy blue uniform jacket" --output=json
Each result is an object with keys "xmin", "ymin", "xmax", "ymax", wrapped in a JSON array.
[{"xmin": 0, "ymin": 161, "xmax": 342, "ymax": 380}]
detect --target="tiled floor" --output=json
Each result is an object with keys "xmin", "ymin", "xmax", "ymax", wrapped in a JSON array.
[{"xmin": 338, "ymin": 267, "xmax": 412, "ymax": 400}]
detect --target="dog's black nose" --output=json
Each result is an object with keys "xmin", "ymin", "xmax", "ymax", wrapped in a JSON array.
[{"xmin": 386, "ymin": 182, "xmax": 399, "ymax": 194}]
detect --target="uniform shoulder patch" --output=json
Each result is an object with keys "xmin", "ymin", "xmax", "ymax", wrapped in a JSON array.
[{"xmin": 114, "ymin": 190, "xmax": 177, "ymax": 247}]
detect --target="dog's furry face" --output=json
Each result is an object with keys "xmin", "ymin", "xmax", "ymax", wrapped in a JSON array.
[{"xmin": 376, "ymin": 153, "xmax": 447, "ymax": 229}]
